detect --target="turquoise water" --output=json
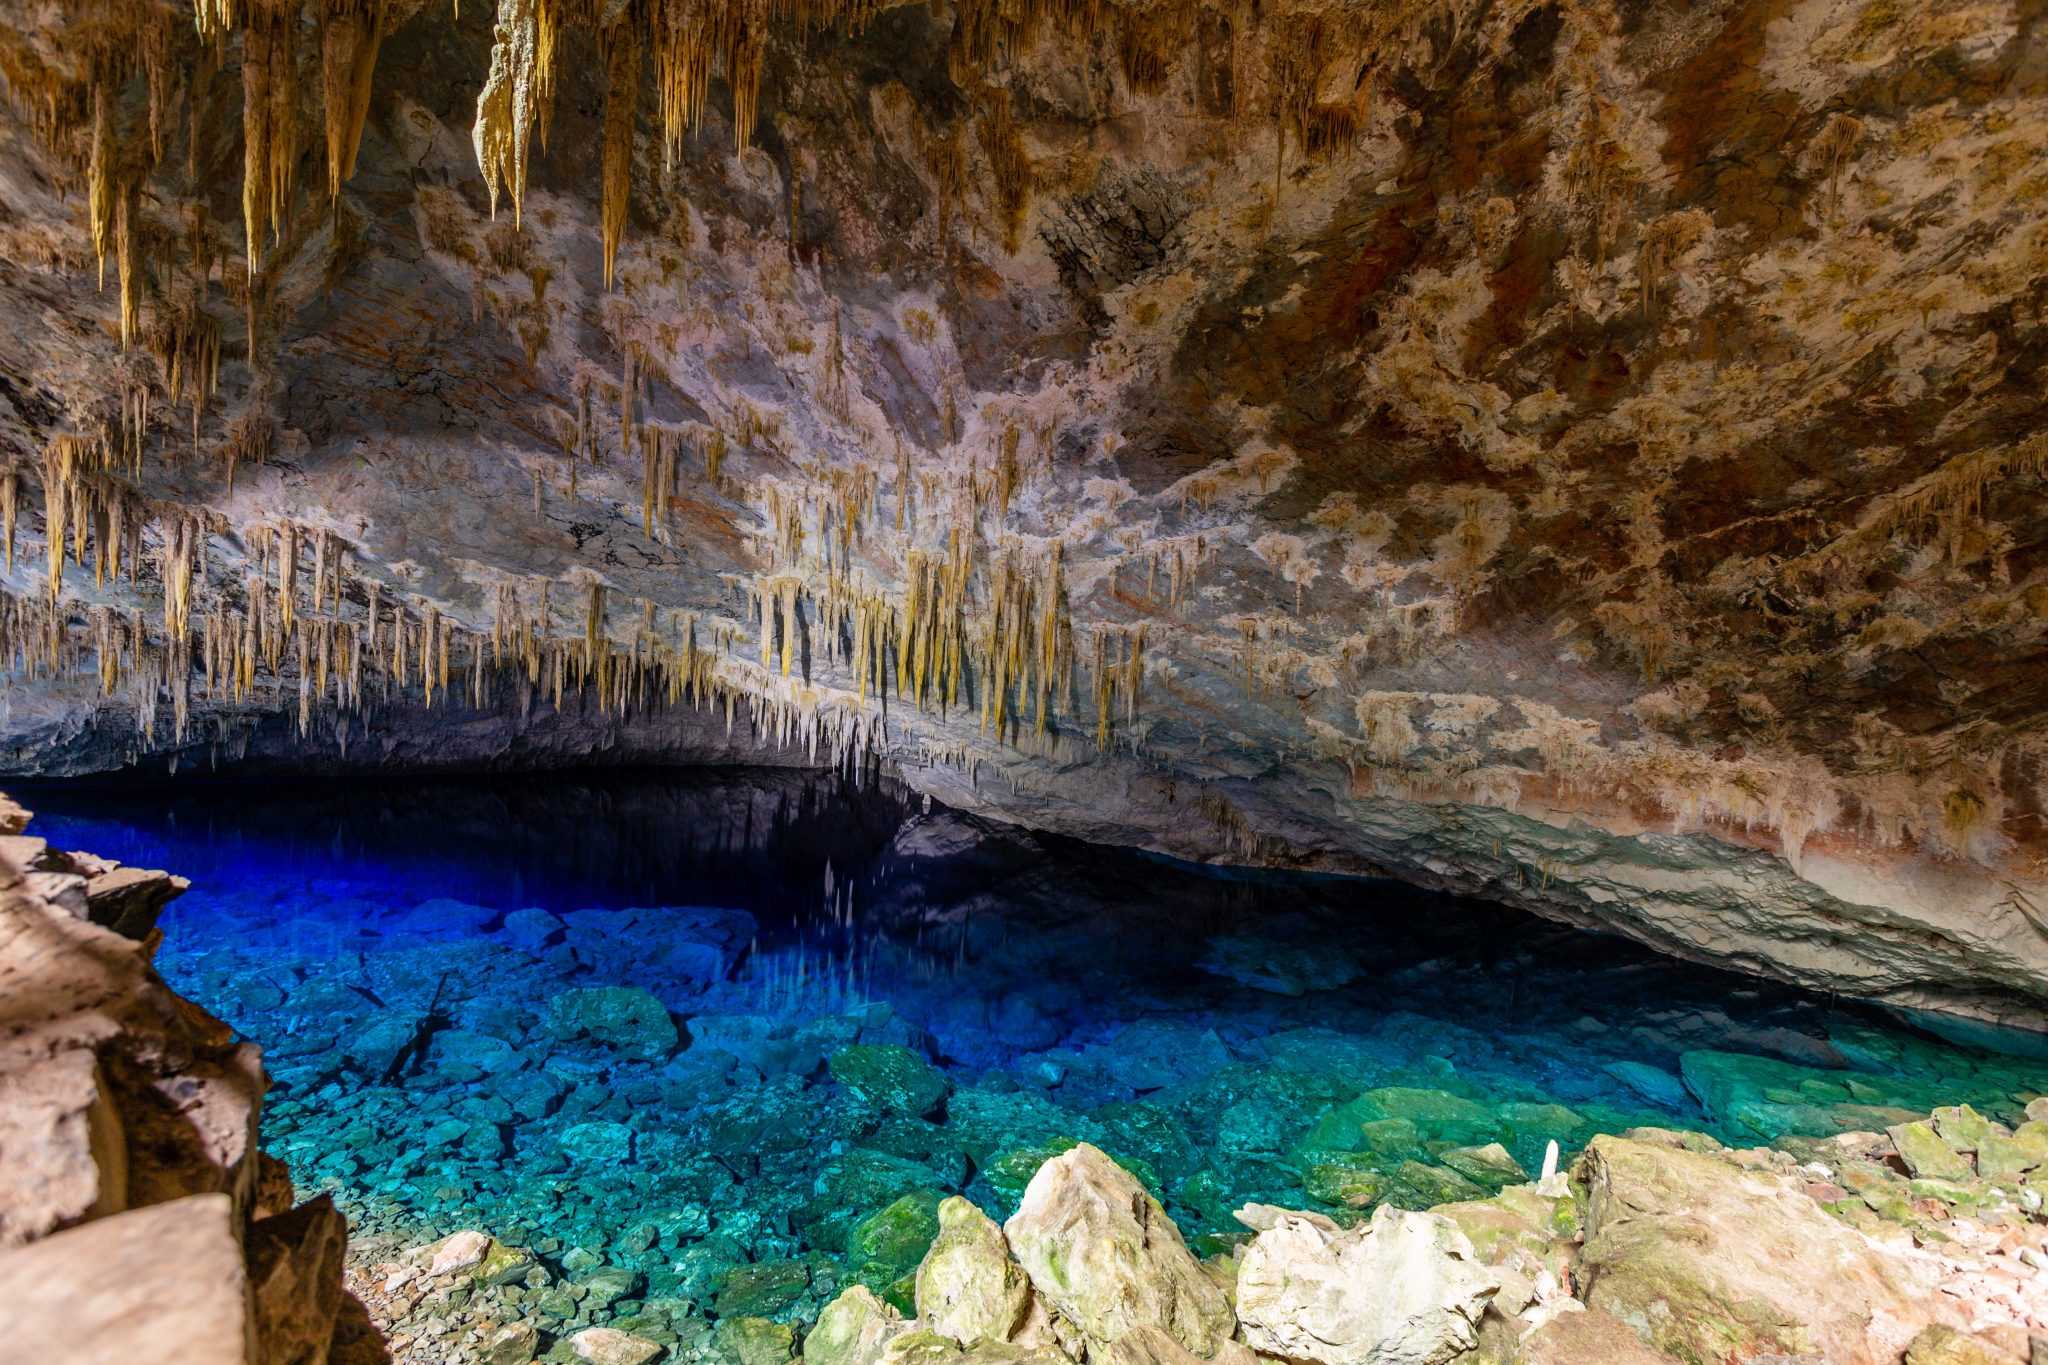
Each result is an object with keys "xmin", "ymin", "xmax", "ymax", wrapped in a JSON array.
[{"xmin": 23, "ymin": 769, "xmax": 2048, "ymax": 1324}]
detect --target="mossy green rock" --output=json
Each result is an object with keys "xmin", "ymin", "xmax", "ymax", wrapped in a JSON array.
[
  {"xmin": 1929, "ymin": 1105, "xmax": 1994, "ymax": 1153},
  {"xmin": 544, "ymin": 986, "xmax": 679, "ymax": 1058},
  {"xmin": 711, "ymin": 1316, "xmax": 795, "ymax": 1365},
  {"xmin": 830, "ymin": 1045, "xmax": 949, "ymax": 1117},
  {"xmin": 1975, "ymin": 1132, "xmax": 2047, "ymax": 1180},
  {"xmin": 1887, "ymin": 1121, "xmax": 1974, "ymax": 1181},
  {"xmin": 715, "ymin": 1260, "xmax": 811, "ymax": 1321},
  {"xmin": 1301, "ymin": 1159, "xmax": 1386, "ymax": 1209},
  {"xmin": 848, "ymin": 1191, "xmax": 945, "ymax": 1282},
  {"xmin": 1383, "ymin": 1160, "xmax": 1486, "ymax": 1209},
  {"xmin": 1440, "ymin": 1143, "xmax": 1526, "ymax": 1191}
]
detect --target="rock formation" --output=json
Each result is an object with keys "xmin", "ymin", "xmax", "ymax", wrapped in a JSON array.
[{"xmin": 0, "ymin": 792, "xmax": 372, "ymax": 1362}]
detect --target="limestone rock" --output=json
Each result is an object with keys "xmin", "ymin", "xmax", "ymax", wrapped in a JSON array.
[
  {"xmin": 247, "ymin": 1194, "xmax": 349, "ymax": 1365},
  {"xmin": 1578, "ymin": 1135, "xmax": 1951, "ymax": 1364},
  {"xmin": 571, "ymin": 1325, "xmax": 666, "ymax": 1365},
  {"xmin": 426, "ymin": 1229, "xmax": 494, "ymax": 1275},
  {"xmin": 1888, "ymin": 1121, "xmax": 1975, "ymax": 1181},
  {"xmin": 917, "ymin": 1196, "xmax": 1031, "ymax": 1346},
  {"xmin": 1506, "ymin": 1306, "xmax": 1679, "ymax": 1364},
  {"xmin": 1003, "ymin": 1143, "xmax": 1234, "ymax": 1359},
  {"xmin": 1904, "ymin": 1325, "xmax": 2029, "ymax": 1365},
  {"xmin": 1098, "ymin": 1326, "xmax": 1258, "ymax": 1365},
  {"xmin": 808, "ymin": 1286, "xmax": 914, "ymax": 1365},
  {"xmin": 1235, "ymin": 1205, "xmax": 1498, "ymax": 1365},
  {"xmin": 0, "ymin": 1193, "xmax": 251, "ymax": 1363}
]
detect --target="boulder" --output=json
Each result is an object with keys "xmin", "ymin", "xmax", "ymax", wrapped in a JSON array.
[
  {"xmin": 1235, "ymin": 1205, "xmax": 1497, "ymax": 1365},
  {"xmin": 570, "ymin": 1325, "xmax": 665, "ymax": 1365},
  {"xmin": 246, "ymin": 1195, "xmax": 349, "ymax": 1365},
  {"xmin": 1887, "ymin": 1121, "xmax": 1974, "ymax": 1181},
  {"xmin": 1004, "ymin": 1143, "xmax": 1234, "ymax": 1359},
  {"xmin": 830, "ymin": 1045, "xmax": 950, "ymax": 1117},
  {"xmin": 716, "ymin": 1258, "xmax": 811, "ymax": 1320},
  {"xmin": 545, "ymin": 986, "xmax": 679, "ymax": 1057},
  {"xmin": 0, "ymin": 1193, "xmax": 251, "ymax": 1363},
  {"xmin": 712, "ymin": 1316, "xmax": 796, "ymax": 1365},
  {"xmin": 851, "ymin": 1191, "xmax": 945, "ymax": 1293},
  {"xmin": 808, "ymin": 1286, "xmax": 914, "ymax": 1365},
  {"xmin": 1577, "ymin": 1135, "xmax": 1950, "ymax": 1364},
  {"xmin": 559, "ymin": 1120, "xmax": 635, "ymax": 1164},
  {"xmin": 1903, "ymin": 1324, "xmax": 2029, "ymax": 1365},
  {"xmin": 1929, "ymin": 1105, "xmax": 1995, "ymax": 1154},
  {"xmin": 917, "ymin": 1197, "xmax": 1031, "ymax": 1346}
]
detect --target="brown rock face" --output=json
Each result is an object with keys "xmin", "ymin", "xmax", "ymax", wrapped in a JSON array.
[
  {"xmin": 1577, "ymin": 1134, "xmax": 1952, "ymax": 1364},
  {"xmin": 0, "ymin": 0, "xmax": 2044, "ymax": 1024},
  {"xmin": 0, "ymin": 803, "xmax": 362, "ymax": 1363}
]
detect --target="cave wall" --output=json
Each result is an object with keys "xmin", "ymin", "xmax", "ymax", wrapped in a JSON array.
[{"xmin": 0, "ymin": 0, "xmax": 2044, "ymax": 1025}]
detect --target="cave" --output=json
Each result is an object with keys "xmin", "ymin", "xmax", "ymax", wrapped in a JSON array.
[{"xmin": 1, "ymin": 0, "xmax": 2046, "ymax": 1362}]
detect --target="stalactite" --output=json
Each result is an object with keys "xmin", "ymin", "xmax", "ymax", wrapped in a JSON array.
[
  {"xmin": 241, "ymin": 0, "xmax": 302, "ymax": 276},
  {"xmin": 473, "ymin": 0, "xmax": 549, "ymax": 225},
  {"xmin": 319, "ymin": 0, "xmax": 386, "ymax": 202},
  {"xmin": 88, "ymin": 83, "xmax": 115, "ymax": 289},
  {"xmin": 600, "ymin": 16, "xmax": 641, "ymax": 290},
  {"xmin": 0, "ymin": 466, "xmax": 18, "ymax": 572},
  {"xmin": 973, "ymin": 86, "xmax": 1030, "ymax": 256},
  {"xmin": 41, "ymin": 437, "xmax": 87, "ymax": 603},
  {"xmin": 115, "ymin": 183, "xmax": 138, "ymax": 348}
]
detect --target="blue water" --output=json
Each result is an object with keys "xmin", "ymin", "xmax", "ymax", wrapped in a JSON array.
[{"xmin": 21, "ymin": 769, "xmax": 2048, "ymax": 1325}]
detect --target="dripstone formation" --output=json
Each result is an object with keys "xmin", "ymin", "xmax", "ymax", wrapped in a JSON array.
[{"xmin": 1, "ymin": 2, "xmax": 2044, "ymax": 1025}]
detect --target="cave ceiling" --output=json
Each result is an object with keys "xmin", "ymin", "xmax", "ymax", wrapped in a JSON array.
[{"xmin": 1, "ymin": 0, "xmax": 2045, "ymax": 1022}]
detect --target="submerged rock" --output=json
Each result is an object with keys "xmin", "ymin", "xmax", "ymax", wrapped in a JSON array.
[
  {"xmin": 545, "ymin": 986, "xmax": 680, "ymax": 1058},
  {"xmin": 1004, "ymin": 1143, "xmax": 1235, "ymax": 1359},
  {"xmin": 831, "ymin": 1045, "xmax": 951, "ymax": 1118},
  {"xmin": 1234, "ymin": 1205, "xmax": 1497, "ymax": 1365}
]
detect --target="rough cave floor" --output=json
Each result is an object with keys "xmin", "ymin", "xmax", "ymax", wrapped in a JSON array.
[{"xmin": 25, "ymin": 768, "xmax": 2048, "ymax": 1353}]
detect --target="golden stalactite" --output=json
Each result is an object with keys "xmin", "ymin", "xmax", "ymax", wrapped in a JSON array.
[
  {"xmin": 0, "ymin": 468, "xmax": 19, "ymax": 574},
  {"xmin": 973, "ymin": 85, "xmax": 1030, "ymax": 255},
  {"xmin": 115, "ymin": 182, "xmax": 138, "ymax": 347},
  {"xmin": 650, "ymin": 0, "xmax": 721, "ymax": 169},
  {"xmin": 241, "ymin": 0, "xmax": 302, "ymax": 277},
  {"xmin": 319, "ymin": 0, "xmax": 386, "ymax": 202},
  {"xmin": 195, "ymin": 0, "xmax": 240, "ymax": 42},
  {"xmin": 600, "ymin": 14, "xmax": 641, "ymax": 290},
  {"xmin": 89, "ymin": 83, "xmax": 114, "ymax": 287},
  {"xmin": 473, "ymin": 0, "xmax": 554, "ymax": 225},
  {"xmin": 727, "ymin": 0, "xmax": 767, "ymax": 154}
]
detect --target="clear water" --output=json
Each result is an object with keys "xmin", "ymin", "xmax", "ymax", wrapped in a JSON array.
[{"xmin": 22, "ymin": 769, "xmax": 2048, "ymax": 1324}]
